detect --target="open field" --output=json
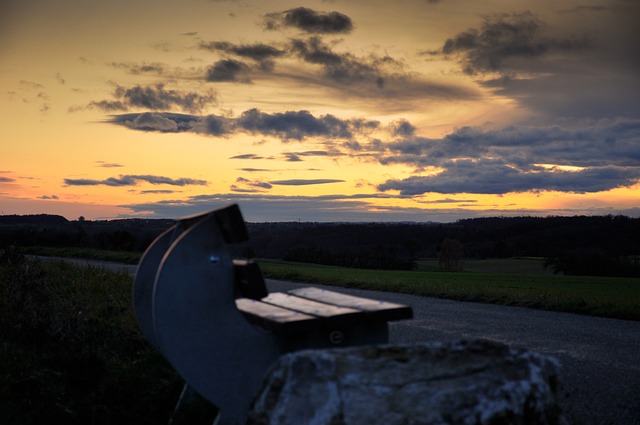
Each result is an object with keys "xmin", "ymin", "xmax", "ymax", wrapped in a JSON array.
[
  {"xmin": 259, "ymin": 259, "xmax": 640, "ymax": 321},
  {"xmin": 17, "ymin": 246, "xmax": 640, "ymax": 321}
]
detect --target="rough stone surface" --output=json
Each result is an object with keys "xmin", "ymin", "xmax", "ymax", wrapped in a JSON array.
[{"xmin": 247, "ymin": 339, "xmax": 566, "ymax": 425}]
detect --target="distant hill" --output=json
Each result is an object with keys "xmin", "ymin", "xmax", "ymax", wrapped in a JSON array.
[{"xmin": 0, "ymin": 214, "xmax": 69, "ymax": 225}]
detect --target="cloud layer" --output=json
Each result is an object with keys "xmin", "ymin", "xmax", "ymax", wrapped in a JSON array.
[
  {"xmin": 376, "ymin": 119, "xmax": 640, "ymax": 195},
  {"xmin": 109, "ymin": 108, "xmax": 379, "ymax": 140},
  {"xmin": 64, "ymin": 174, "xmax": 208, "ymax": 187}
]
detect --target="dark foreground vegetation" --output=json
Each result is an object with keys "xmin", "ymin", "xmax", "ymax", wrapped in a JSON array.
[
  {"xmin": 0, "ymin": 248, "xmax": 182, "ymax": 424},
  {"xmin": 2, "ymin": 213, "xmax": 639, "ymax": 276}
]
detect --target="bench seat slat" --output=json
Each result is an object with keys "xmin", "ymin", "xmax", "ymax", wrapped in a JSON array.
[
  {"xmin": 235, "ymin": 298, "xmax": 318, "ymax": 333},
  {"xmin": 288, "ymin": 287, "xmax": 413, "ymax": 321},
  {"xmin": 261, "ymin": 292, "xmax": 361, "ymax": 318}
]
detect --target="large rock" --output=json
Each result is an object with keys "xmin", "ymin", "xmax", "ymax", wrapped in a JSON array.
[{"xmin": 247, "ymin": 339, "xmax": 566, "ymax": 425}]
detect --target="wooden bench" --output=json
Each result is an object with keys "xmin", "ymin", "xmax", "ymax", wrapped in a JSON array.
[
  {"xmin": 133, "ymin": 204, "xmax": 413, "ymax": 425},
  {"xmin": 236, "ymin": 276, "xmax": 411, "ymax": 351}
]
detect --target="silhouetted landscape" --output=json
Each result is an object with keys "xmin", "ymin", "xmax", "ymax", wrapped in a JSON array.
[{"xmin": 2, "ymin": 213, "xmax": 639, "ymax": 277}]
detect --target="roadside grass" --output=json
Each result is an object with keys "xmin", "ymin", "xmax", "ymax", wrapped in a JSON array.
[
  {"xmin": 22, "ymin": 246, "xmax": 142, "ymax": 265},
  {"xmin": 258, "ymin": 259, "xmax": 640, "ymax": 321},
  {"xmin": 0, "ymin": 255, "xmax": 182, "ymax": 424},
  {"xmin": 16, "ymin": 246, "xmax": 640, "ymax": 321}
]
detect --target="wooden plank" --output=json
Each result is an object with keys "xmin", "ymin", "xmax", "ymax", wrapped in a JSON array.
[
  {"xmin": 288, "ymin": 287, "xmax": 413, "ymax": 321},
  {"xmin": 260, "ymin": 292, "xmax": 361, "ymax": 318},
  {"xmin": 235, "ymin": 298, "xmax": 318, "ymax": 333}
]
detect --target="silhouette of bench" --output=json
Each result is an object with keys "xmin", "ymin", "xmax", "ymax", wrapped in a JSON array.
[{"xmin": 133, "ymin": 204, "xmax": 412, "ymax": 425}]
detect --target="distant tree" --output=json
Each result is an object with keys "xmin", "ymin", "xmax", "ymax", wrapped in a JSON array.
[{"xmin": 439, "ymin": 238, "xmax": 464, "ymax": 272}]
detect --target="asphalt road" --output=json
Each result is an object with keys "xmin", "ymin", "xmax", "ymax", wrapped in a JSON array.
[
  {"xmin": 38, "ymin": 257, "xmax": 640, "ymax": 424},
  {"xmin": 266, "ymin": 279, "xmax": 640, "ymax": 425}
]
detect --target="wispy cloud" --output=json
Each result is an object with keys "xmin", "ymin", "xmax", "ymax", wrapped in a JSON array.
[
  {"xmin": 230, "ymin": 177, "xmax": 273, "ymax": 193},
  {"xmin": 200, "ymin": 41, "xmax": 284, "ymax": 71},
  {"xmin": 270, "ymin": 179, "xmax": 344, "ymax": 186},
  {"xmin": 95, "ymin": 161, "xmax": 124, "ymax": 168},
  {"xmin": 139, "ymin": 190, "xmax": 181, "ymax": 194},
  {"xmin": 0, "ymin": 177, "xmax": 16, "ymax": 183},
  {"xmin": 64, "ymin": 174, "xmax": 208, "ymax": 187},
  {"xmin": 108, "ymin": 61, "xmax": 167, "ymax": 75}
]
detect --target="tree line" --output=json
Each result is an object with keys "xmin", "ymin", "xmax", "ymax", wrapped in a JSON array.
[{"xmin": 1, "ymin": 214, "xmax": 639, "ymax": 276}]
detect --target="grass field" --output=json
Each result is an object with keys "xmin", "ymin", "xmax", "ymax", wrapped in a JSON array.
[
  {"xmin": 16, "ymin": 246, "xmax": 640, "ymax": 321},
  {"xmin": 259, "ymin": 259, "xmax": 640, "ymax": 321}
]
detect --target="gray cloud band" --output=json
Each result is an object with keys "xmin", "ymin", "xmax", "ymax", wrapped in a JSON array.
[
  {"xmin": 64, "ymin": 175, "xmax": 208, "ymax": 187},
  {"xmin": 108, "ymin": 109, "xmax": 379, "ymax": 141}
]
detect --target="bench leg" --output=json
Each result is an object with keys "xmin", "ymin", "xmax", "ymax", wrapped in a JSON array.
[{"xmin": 169, "ymin": 384, "xmax": 219, "ymax": 425}]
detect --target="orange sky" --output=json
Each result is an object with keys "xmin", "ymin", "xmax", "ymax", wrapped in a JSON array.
[{"xmin": 1, "ymin": 0, "xmax": 639, "ymax": 222}]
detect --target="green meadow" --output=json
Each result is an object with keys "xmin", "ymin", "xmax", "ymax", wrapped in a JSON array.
[
  {"xmin": 16, "ymin": 246, "xmax": 640, "ymax": 321},
  {"xmin": 259, "ymin": 258, "xmax": 640, "ymax": 321}
]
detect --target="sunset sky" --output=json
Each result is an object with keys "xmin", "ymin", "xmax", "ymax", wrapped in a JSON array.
[{"xmin": 2, "ymin": 0, "xmax": 639, "ymax": 222}]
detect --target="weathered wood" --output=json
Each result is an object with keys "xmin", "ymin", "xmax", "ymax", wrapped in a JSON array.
[
  {"xmin": 235, "ymin": 298, "xmax": 319, "ymax": 333},
  {"xmin": 237, "ymin": 289, "xmax": 413, "ymax": 335},
  {"xmin": 288, "ymin": 287, "xmax": 413, "ymax": 321},
  {"xmin": 261, "ymin": 292, "xmax": 361, "ymax": 318}
]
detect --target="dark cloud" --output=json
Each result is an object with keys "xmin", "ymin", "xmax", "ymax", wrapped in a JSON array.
[
  {"xmin": 391, "ymin": 120, "xmax": 416, "ymax": 137},
  {"xmin": 38, "ymin": 195, "xmax": 59, "ymax": 200},
  {"xmin": 239, "ymin": 168, "xmax": 272, "ymax": 172},
  {"xmin": 195, "ymin": 35, "xmax": 477, "ymax": 105},
  {"xmin": 283, "ymin": 153, "xmax": 302, "ymax": 162},
  {"xmin": 238, "ymin": 108, "xmax": 353, "ymax": 140},
  {"xmin": 229, "ymin": 154, "xmax": 265, "ymax": 160},
  {"xmin": 437, "ymin": 11, "xmax": 591, "ymax": 76},
  {"xmin": 231, "ymin": 177, "xmax": 273, "ymax": 193},
  {"xmin": 235, "ymin": 108, "xmax": 376, "ymax": 140},
  {"xmin": 64, "ymin": 174, "xmax": 208, "ymax": 187},
  {"xmin": 205, "ymin": 59, "xmax": 252, "ymax": 82},
  {"xmin": 81, "ymin": 83, "xmax": 216, "ymax": 113},
  {"xmin": 110, "ymin": 112, "xmax": 194, "ymax": 132},
  {"xmin": 377, "ymin": 118, "xmax": 640, "ymax": 195},
  {"xmin": 270, "ymin": 179, "xmax": 344, "ymax": 185},
  {"xmin": 290, "ymin": 37, "xmax": 386, "ymax": 89},
  {"xmin": 378, "ymin": 161, "xmax": 640, "ymax": 195},
  {"xmin": 109, "ymin": 109, "xmax": 377, "ymax": 141},
  {"xmin": 0, "ymin": 177, "xmax": 15, "ymax": 183},
  {"xmin": 200, "ymin": 42, "xmax": 284, "ymax": 71},
  {"xmin": 264, "ymin": 7, "xmax": 353, "ymax": 34}
]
